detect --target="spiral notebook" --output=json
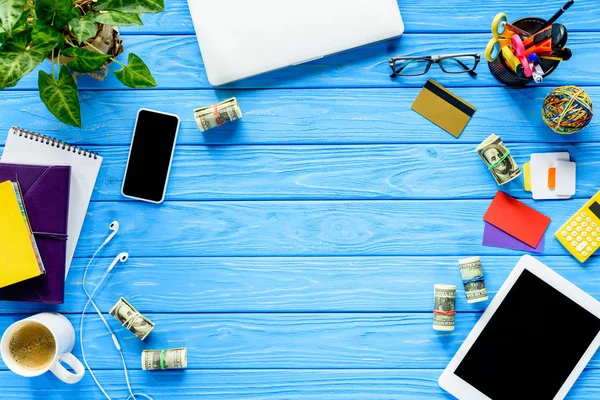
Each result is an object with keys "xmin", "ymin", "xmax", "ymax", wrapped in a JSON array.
[{"xmin": 1, "ymin": 127, "xmax": 103, "ymax": 277}]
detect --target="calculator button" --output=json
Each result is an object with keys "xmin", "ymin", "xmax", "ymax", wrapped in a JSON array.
[
  {"xmin": 597, "ymin": 227, "xmax": 600, "ymax": 232},
  {"xmin": 573, "ymin": 222, "xmax": 579, "ymax": 227},
  {"xmin": 582, "ymin": 232, "xmax": 588, "ymax": 237},
  {"xmin": 582, "ymin": 212, "xmax": 587, "ymax": 217},
  {"xmin": 583, "ymin": 252, "xmax": 588, "ymax": 257},
  {"xmin": 567, "ymin": 226, "xmax": 573, "ymax": 232},
  {"xmin": 572, "ymin": 231, "xmax": 578, "ymax": 236},
  {"xmin": 594, "ymin": 232, "xmax": 598, "ymax": 237},
  {"xmin": 582, "ymin": 222, "xmax": 588, "ymax": 227},
  {"xmin": 593, "ymin": 242, "xmax": 598, "ymax": 247},
  {"xmin": 593, "ymin": 222, "xmax": 597, "ymax": 227},
  {"xmin": 577, "ymin": 227, "xmax": 583, "ymax": 232},
  {"xmin": 577, "ymin": 217, "xmax": 583, "ymax": 222},
  {"xmin": 567, "ymin": 236, "xmax": 573, "ymax": 241},
  {"xmin": 561, "ymin": 231, "xmax": 568, "ymax": 237},
  {"xmin": 588, "ymin": 227, "xmax": 593, "ymax": 232},
  {"xmin": 587, "ymin": 247, "xmax": 593, "ymax": 252},
  {"xmin": 577, "ymin": 236, "xmax": 583, "ymax": 242},
  {"xmin": 587, "ymin": 218, "xmax": 592, "ymax": 222},
  {"xmin": 571, "ymin": 241, "xmax": 578, "ymax": 246},
  {"xmin": 588, "ymin": 237, "xmax": 593, "ymax": 242},
  {"xmin": 577, "ymin": 242, "xmax": 587, "ymax": 251}
]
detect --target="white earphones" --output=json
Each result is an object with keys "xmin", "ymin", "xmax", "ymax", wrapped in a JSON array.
[
  {"xmin": 109, "ymin": 252, "xmax": 129, "ymax": 271},
  {"xmin": 80, "ymin": 221, "xmax": 152, "ymax": 400},
  {"xmin": 104, "ymin": 221, "xmax": 119, "ymax": 245}
]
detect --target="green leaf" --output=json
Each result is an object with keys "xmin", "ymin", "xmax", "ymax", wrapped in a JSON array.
[
  {"xmin": 91, "ymin": 11, "xmax": 142, "ymax": 26},
  {"xmin": 35, "ymin": 0, "xmax": 72, "ymax": 27},
  {"xmin": 0, "ymin": 34, "xmax": 46, "ymax": 88},
  {"xmin": 114, "ymin": 53, "xmax": 156, "ymax": 88},
  {"xmin": 38, "ymin": 66, "xmax": 81, "ymax": 127},
  {"xmin": 0, "ymin": 26, "xmax": 29, "ymax": 50},
  {"xmin": 31, "ymin": 23, "xmax": 63, "ymax": 49},
  {"xmin": 63, "ymin": 46, "xmax": 110, "ymax": 72},
  {"xmin": 94, "ymin": 0, "xmax": 164, "ymax": 14},
  {"xmin": 0, "ymin": 0, "xmax": 26, "ymax": 33},
  {"xmin": 69, "ymin": 18, "xmax": 97, "ymax": 43}
]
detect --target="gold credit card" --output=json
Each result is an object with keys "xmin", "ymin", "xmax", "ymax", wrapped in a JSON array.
[{"xmin": 411, "ymin": 79, "xmax": 476, "ymax": 138}]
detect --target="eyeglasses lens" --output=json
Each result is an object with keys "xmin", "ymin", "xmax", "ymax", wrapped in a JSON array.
[
  {"xmin": 440, "ymin": 56, "xmax": 477, "ymax": 73},
  {"xmin": 393, "ymin": 59, "xmax": 430, "ymax": 76}
]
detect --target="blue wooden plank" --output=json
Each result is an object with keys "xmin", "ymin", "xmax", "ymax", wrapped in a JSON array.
[
  {"xmin": 119, "ymin": 0, "xmax": 600, "ymax": 35},
  {"xmin": 0, "ymin": 256, "xmax": 595, "ymax": 314},
  {"xmin": 2, "ymin": 312, "xmax": 600, "ymax": 370},
  {"xmin": 3, "ymin": 369, "xmax": 600, "ymax": 399},
  {"xmin": 4, "ymin": 32, "xmax": 597, "ymax": 90},
  {"xmin": 0, "ymin": 87, "xmax": 598, "ymax": 146},
  {"xmin": 71, "ymin": 199, "xmax": 597, "ymax": 258},
  {"xmin": 45, "ymin": 143, "xmax": 600, "ymax": 201}
]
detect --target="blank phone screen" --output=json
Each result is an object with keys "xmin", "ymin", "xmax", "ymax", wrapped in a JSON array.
[
  {"xmin": 455, "ymin": 269, "xmax": 600, "ymax": 399},
  {"xmin": 122, "ymin": 110, "xmax": 180, "ymax": 202}
]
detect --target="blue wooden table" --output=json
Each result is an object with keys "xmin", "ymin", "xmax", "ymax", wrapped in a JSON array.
[{"xmin": 1, "ymin": 1, "xmax": 600, "ymax": 398}]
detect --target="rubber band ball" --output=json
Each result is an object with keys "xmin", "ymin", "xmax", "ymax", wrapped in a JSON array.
[{"xmin": 542, "ymin": 86, "xmax": 593, "ymax": 134}]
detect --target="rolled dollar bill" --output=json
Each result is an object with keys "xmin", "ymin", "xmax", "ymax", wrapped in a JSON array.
[
  {"xmin": 476, "ymin": 133, "xmax": 521, "ymax": 185},
  {"xmin": 433, "ymin": 284, "xmax": 456, "ymax": 331},
  {"xmin": 458, "ymin": 257, "xmax": 488, "ymax": 303},
  {"xmin": 142, "ymin": 348, "xmax": 188, "ymax": 370},
  {"xmin": 194, "ymin": 97, "xmax": 242, "ymax": 132},
  {"xmin": 109, "ymin": 297, "xmax": 155, "ymax": 340}
]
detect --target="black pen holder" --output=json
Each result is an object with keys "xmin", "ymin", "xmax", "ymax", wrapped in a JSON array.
[{"xmin": 488, "ymin": 17, "xmax": 561, "ymax": 86}]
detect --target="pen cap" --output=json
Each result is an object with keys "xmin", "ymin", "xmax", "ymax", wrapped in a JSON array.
[{"xmin": 488, "ymin": 17, "xmax": 561, "ymax": 86}]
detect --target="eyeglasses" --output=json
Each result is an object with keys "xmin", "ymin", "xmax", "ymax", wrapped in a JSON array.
[{"xmin": 389, "ymin": 53, "xmax": 481, "ymax": 78}]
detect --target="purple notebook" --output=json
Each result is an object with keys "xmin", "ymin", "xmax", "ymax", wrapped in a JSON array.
[{"xmin": 0, "ymin": 164, "xmax": 70, "ymax": 304}]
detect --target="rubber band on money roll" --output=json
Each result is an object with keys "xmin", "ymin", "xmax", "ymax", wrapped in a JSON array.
[
  {"xmin": 487, "ymin": 150, "xmax": 511, "ymax": 170},
  {"xmin": 462, "ymin": 276, "xmax": 485, "ymax": 285},
  {"xmin": 123, "ymin": 312, "xmax": 143, "ymax": 330},
  {"xmin": 160, "ymin": 350, "xmax": 166, "ymax": 370},
  {"xmin": 213, "ymin": 104, "xmax": 223, "ymax": 126},
  {"xmin": 433, "ymin": 310, "xmax": 456, "ymax": 316}
]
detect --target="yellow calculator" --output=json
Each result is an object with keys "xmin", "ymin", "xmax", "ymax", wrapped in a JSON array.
[{"xmin": 555, "ymin": 190, "xmax": 600, "ymax": 263}]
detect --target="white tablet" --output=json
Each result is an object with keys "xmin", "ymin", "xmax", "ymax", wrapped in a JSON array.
[{"xmin": 439, "ymin": 255, "xmax": 600, "ymax": 400}]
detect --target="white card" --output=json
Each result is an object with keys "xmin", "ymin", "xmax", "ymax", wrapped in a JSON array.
[
  {"xmin": 530, "ymin": 152, "xmax": 571, "ymax": 200},
  {"xmin": 556, "ymin": 161, "xmax": 576, "ymax": 196}
]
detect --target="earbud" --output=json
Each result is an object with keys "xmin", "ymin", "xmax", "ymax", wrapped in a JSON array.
[
  {"xmin": 108, "ymin": 252, "xmax": 129, "ymax": 272},
  {"xmin": 104, "ymin": 221, "xmax": 119, "ymax": 245}
]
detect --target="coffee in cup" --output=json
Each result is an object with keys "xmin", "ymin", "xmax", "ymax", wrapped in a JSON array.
[
  {"xmin": 1, "ymin": 312, "xmax": 84, "ymax": 383},
  {"xmin": 8, "ymin": 321, "xmax": 56, "ymax": 371}
]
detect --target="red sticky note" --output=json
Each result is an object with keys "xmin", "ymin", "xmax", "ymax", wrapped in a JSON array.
[{"xmin": 483, "ymin": 191, "xmax": 551, "ymax": 248}]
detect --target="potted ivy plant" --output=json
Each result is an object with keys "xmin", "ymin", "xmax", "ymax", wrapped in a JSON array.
[{"xmin": 0, "ymin": 0, "xmax": 164, "ymax": 127}]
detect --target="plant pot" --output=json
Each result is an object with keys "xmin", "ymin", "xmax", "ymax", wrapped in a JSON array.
[
  {"xmin": 49, "ymin": 24, "xmax": 124, "ymax": 79},
  {"xmin": 488, "ymin": 17, "xmax": 561, "ymax": 86}
]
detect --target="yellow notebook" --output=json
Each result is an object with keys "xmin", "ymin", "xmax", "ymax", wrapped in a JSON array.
[{"xmin": 0, "ymin": 180, "xmax": 45, "ymax": 288}]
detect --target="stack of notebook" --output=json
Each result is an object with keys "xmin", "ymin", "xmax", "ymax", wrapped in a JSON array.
[{"xmin": 0, "ymin": 127, "xmax": 103, "ymax": 304}]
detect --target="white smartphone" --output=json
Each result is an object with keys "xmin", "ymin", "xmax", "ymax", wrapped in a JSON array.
[{"xmin": 121, "ymin": 109, "xmax": 180, "ymax": 203}]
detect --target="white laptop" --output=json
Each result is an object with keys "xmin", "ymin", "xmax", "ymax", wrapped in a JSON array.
[{"xmin": 187, "ymin": 0, "xmax": 404, "ymax": 86}]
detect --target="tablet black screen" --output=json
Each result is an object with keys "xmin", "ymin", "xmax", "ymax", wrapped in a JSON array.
[{"xmin": 455, "ymin": 269, "xmax": 600, "ymax": 399}]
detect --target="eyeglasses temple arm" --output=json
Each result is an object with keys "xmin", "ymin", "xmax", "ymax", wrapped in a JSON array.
[{"xmin": 456, "ymin": 59, "xmax": 478, "ymax": 77}]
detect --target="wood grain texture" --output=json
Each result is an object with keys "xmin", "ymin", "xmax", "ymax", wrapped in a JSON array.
[
  {"xmin": 3, "ymin": 369, "xmax": 600, "ymax": 400},
  {"xmin": 1, "ymin": 87, "xmax": 600, "ymax": 146},
  {"xmin": 5, "ymin": 32, "xmax": 597, "ymax": 90},
  {"xmin": 73, "ymin": 199, "xmax": 596, "ymax": 258},
  {"xmin": 2, "ymin": 312, "xmax": 600, "ymax": 370},
  {"xmin": 1, "ymin": 1, "xmax": 600, "ymax": 398},
  {"xmin": 41, "ymin": 143, "xmax": 600, "ymax": 201},
  {"xmin": 119, "ymin": 0, "xmax": 600, "ymax": 35},
  {"xmin": 0, "ymin": 256, "xmax": 597, "ymax": 314}
]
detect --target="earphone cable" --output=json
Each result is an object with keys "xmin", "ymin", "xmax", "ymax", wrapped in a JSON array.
[{"xmin": 80, "ymin": 238, "xmax": 154, "ymax": 400}]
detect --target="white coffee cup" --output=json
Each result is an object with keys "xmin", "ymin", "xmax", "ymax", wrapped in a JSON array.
[{"xmin": 1, "ymin": 312, "xmax": 85, "ymax": 384}]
